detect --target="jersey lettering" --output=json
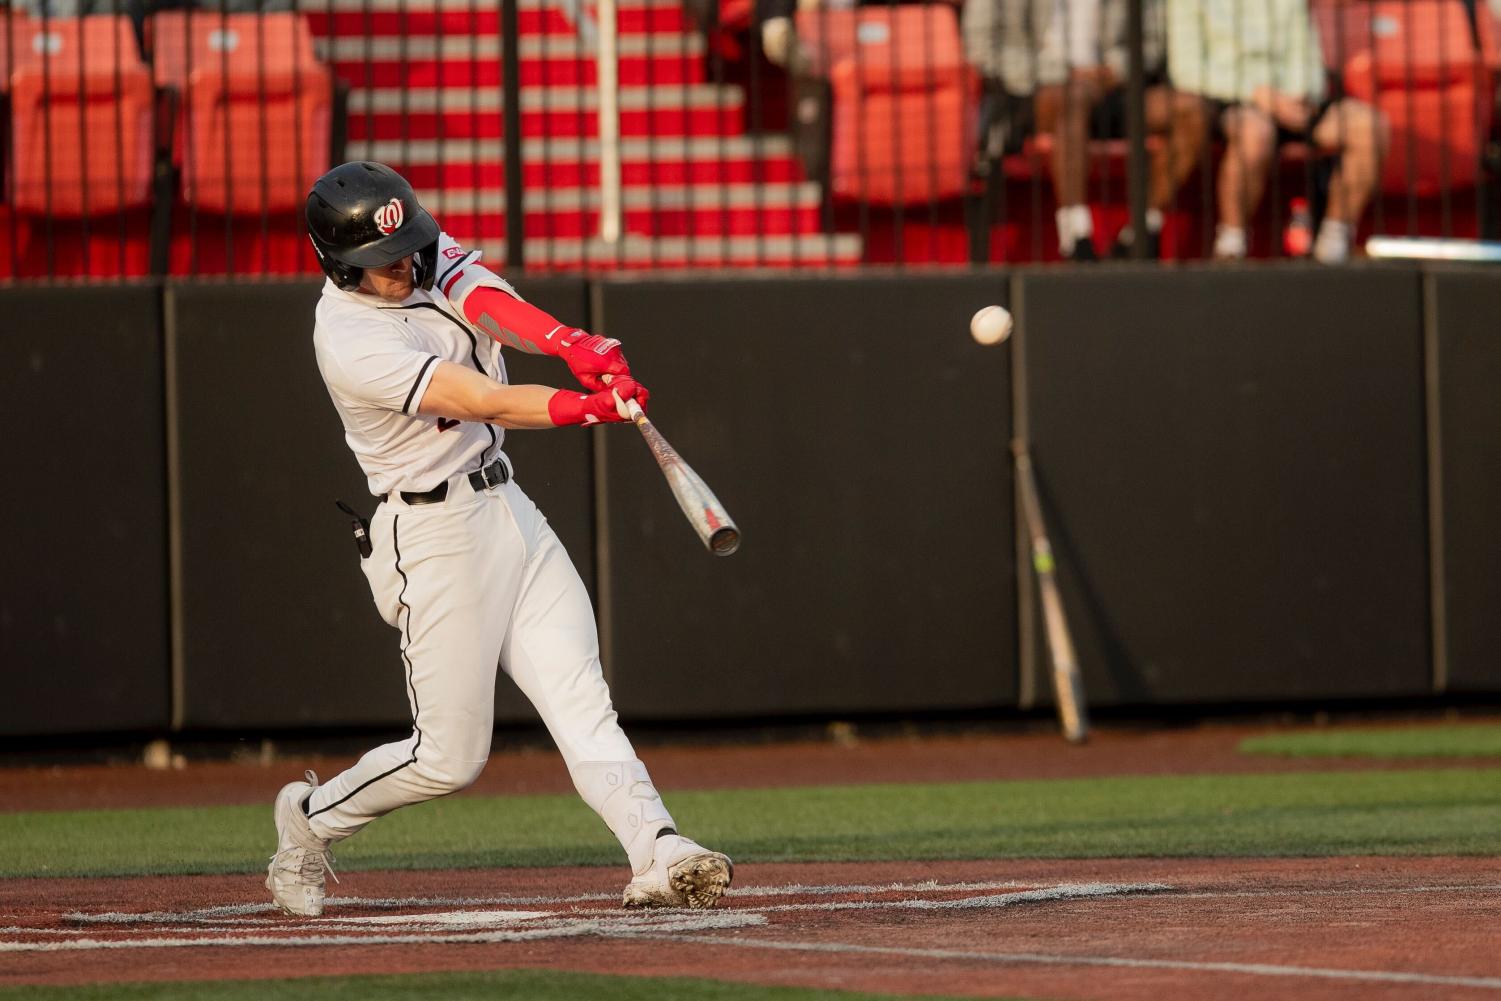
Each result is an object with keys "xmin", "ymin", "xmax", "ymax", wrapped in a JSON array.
[{"xmin": 437, "ymin": 417, "xmax": 461, "ymax": 432}]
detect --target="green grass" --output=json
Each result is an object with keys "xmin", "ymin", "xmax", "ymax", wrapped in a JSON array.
[
  {"xmin": 0, "ymin": 971, "xmax": 997, "ymax": 1001},
  {"xmin": 4, "ymin": 769, "xmax": 1499, "ymax": 879},
  {"xmin": 1240, "ymin": 724, "xmax": 1501, "ymax": 759}
]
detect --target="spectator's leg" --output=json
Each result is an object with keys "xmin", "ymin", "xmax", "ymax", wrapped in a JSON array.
[
  {"xmin": 1215, "ymin": 104, "xmax": 1275, "ymax": 259},
  {"xmin": 1310, "ymin": 98, "xmax": 1390, "ymax": 263},
  {"xmin": 1037, "ymin": 71, "xmax": 1107, "ymax": 258},
  {"xmin": 1144, "ymin": 86, "xmax": 1207, "ymax": 224}
]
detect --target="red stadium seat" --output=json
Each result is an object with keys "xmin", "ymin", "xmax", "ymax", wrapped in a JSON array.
[
  {"xmin": 151, "ymin": 11, "xmax": 332, "ymax": 213},
  {"xmin": 1477, "ymin": 4, "xmax": 1501, "ymax": 71},
  {"xmin": 801, "ymin": 6, "xmax": 976, "ymax": 205},
  {"xmin": 7, "ymin": 16, "xmax": 155, "ymax": 216},
  {"xmin": 1313, "ymin": 0, "xmax": 1491, "ymax": 196}
]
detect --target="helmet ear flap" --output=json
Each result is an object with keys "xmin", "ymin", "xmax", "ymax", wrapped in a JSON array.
[
  {"xmin": 412, "ymin": 238, "xmax": 439, "ymax": 291},
  {"xmin": 310, "ymin": 236, "xmax": 364, "ymax": 291},
  {"xmin": 332, "ymin": 262, "xmax": 364, "ymax": 292}
]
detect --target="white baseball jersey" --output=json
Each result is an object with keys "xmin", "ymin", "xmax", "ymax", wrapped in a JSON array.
[{"xmin": 312, "ymin": 234, "xmax": 519, "ymax": 497}]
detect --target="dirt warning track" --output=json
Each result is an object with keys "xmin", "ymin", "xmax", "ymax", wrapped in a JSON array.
[{"xmin": 3, "ymin": 857, "xmax": 1499, "ymax": 999}]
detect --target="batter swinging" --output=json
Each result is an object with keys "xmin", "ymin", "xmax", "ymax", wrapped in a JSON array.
[{"xmin": 265, "ymin": 161, "xmax": 732, "ymax": 917}]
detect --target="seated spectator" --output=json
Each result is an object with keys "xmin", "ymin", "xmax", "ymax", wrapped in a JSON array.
[
  {"xmin": 760, "ymin": 0, "xmax": 799, "ymax": 68},
  {"xmin": 1167, "ymin": 0, "xmax": 1389, "ymax": 263},
  {"xmin": 759, "ymin": 0, "xmax": 855, "ymax": 69},
  {"xmin": 962, "ymin": 0, "xmax": 1205, "ymax": 260}
]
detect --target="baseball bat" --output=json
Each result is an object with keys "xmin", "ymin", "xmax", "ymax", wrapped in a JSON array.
[
  {"xmin": 618, "ymin": 394, "xmax": 741, "ymax": 557},
  {"xmin": 1011, "ymin": 439, "xmax": 1089, "ymax": 744}
]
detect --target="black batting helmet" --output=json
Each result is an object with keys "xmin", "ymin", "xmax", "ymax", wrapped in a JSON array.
[{"xmin": 306, "ymin": 161, "xmax": 441, "ymax": 292}]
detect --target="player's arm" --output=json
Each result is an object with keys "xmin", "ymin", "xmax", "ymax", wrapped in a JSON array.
[
  {"xmin": 416, "ymin": 359, "xmax": 643, "ymax": 429},
  {"xmin": 436, "ymin": 235, "xmax": 635, "ymax": 391}
]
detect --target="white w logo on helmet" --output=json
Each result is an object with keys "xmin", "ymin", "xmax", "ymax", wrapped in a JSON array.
[{"xmin": 373, "ymin": 197, "xmax": 405, "ymax": 236}]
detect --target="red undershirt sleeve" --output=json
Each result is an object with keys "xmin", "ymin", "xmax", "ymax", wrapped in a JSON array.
[
  {"xmin": 460, "ymin": 284, "xmax": 576, "ymax": 356},
  {"xmin": 435, "ymin": 233, "xmax": 579, "ymax": 356}
]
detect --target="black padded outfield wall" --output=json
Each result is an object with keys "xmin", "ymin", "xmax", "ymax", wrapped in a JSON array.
[
  {"xmin": 592, "ymin": 274, "xmax": 1017, "ymax": 719},
  {"xmin": 165, "ymin": 278, "xmax": 592, "ymax": 729},
  {"xmin": 1427, "ymin": 269, "xmax": 1501, "ymax": 694},
  {"xmin": 1014, "ymin": 265, "xmax": 1430, "ymax": 705},
  {"xmin": 0, "ymin": 286, "xmax": 169, "ymax": 736},
  {"xmin": 5, "ymin": 267, "xmax": 1488, "ymax": 742}
]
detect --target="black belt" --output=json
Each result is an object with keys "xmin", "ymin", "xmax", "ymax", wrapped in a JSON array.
[{"xmin": 381, "ymin": 457, "xmax": 510, "ymax": 506}]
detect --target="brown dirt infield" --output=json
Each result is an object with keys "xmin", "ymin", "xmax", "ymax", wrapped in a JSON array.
[
  {"xmin": 3, "ymin": 857, "xmax": 1500, "ymax": 999},
  {"xmin": 3, "ymin": 723, "xmax": 1499, "ymax": 997},
  {"xmin": 6, "ymin": 720, "xmax": 1499, "ymax": 813}
]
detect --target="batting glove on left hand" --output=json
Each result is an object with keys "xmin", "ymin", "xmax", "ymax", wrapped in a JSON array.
[
  {"xmin": 558, "ymin": 331, "xmax": 633, "ymax": 392},
  {"xmin": 548, "ymin": 378, "xmax": 649, "ymax": 427}
]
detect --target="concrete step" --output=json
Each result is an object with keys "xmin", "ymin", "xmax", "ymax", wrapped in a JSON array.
[
  {"xmin": 321, "ymin": 32, "xmax": 707, "ymax": 88},
  {"xmin": 391, "ymin": 151, "xmax": 805, "ymax": 190},
  {"xmin": 311, "ymin": 0, "xmax": 683, "ymax": 10},
  {"xmin": 452, "ymin": 233, "xmax": 863, "ymax": 269},
  {"xmin": 306, "ymin": 5, "xmax": 690, "ymax": 38},
  {"xmin": 347, "ymin": 83, "xmax": 743, "ymax": 114},
  {"xmin": 428, "ymin": 182, "xmax": 824, "ymax": 238},
  {"xmin": 345, "ymin": 84, "xmax": 746, "ymax": 141},
  {"xmin": 359, "ymin": 134, "xmax": 804, "ymax": 189},
  {"xmin": 436, "ymin": 206, "xmax": 823, "ymax": 240},
  {"xmin": 428, "ymin": 182, "xmax": 822, "ymax": 213}
]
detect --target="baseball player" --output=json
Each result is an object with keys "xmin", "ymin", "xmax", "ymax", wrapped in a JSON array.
[{"xmin": 265, "ymin": 160, "xmax": 732, "ymax": 917}]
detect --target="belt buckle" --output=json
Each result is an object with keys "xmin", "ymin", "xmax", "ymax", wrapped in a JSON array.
[{"xmin": 478, "ymin": 460, "xmax": 503, "ymax": 490}]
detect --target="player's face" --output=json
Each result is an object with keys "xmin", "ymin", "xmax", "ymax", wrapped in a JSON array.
[{"xmin": 360, "ymin": 256, "xmax": 415, "ymax": 301}]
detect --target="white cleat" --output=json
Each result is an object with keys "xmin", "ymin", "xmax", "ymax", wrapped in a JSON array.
[
  {"xmin": 265, "ymin": 770, "xmax": 338, "ymax": 918},
  {"xmin": 622, "ymin": 834, "xmax": 733, "ymax": 909}
]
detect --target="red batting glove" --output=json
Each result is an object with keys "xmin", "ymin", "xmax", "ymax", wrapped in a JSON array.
[
  {"xmin": 557, "ymin": 331, "xmax": 632, "ymax": 392},
  {"xmin": 548, "ymin": 378, "xmax": 649, "ymax": 427}
]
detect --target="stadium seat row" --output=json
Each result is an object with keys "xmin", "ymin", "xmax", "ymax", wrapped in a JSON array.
[{"xmin": 4, "ymin": 11, "xmax": 333, "ymax": 216}]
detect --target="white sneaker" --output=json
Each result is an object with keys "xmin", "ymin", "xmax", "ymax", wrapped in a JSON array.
[
  {"xmin": 1214, "ymin": 224, "xmax": 1248, "ymax": 260},
  {"xmin": 265, "ymin": 770, "xmax": 338, "ymax": 917},
  {"xmin": 1313, "ymin": 219, "xmax": 1352, "ymax": 264},
  {"xmin": 622, "ymin": 834, "xmax": 733, "ymax": 909}
]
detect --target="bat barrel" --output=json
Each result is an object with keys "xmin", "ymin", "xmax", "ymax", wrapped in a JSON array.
[{"xmin": 708, "ymin": 526, "xmax": 741, "ymax": 557}]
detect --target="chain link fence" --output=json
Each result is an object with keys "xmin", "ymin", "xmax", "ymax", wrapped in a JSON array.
[{"xmin": 0, "ymin": 0, "xmax": 1495, "ymax": 277}]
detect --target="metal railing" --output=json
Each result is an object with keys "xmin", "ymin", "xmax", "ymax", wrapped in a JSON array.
[{"xmin": 0, "ymin": 0, "xmax": 1497, "ymax": 279}]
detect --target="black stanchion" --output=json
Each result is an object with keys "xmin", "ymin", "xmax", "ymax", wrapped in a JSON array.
[
  {"xmin": 502, "ymin": 0, "xmax": 524, "ymax": 269},
  {"xmin": 1124, "ymin": 0, "xmax": 1148, "ymax": 260}
]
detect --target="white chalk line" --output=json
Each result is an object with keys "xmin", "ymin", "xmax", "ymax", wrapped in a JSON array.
[
  {"xmin": 59, "ymin": 878, "xmax": 1039, "ymax": 926},
  {"xmin": 0, "ymin": 911, "xmax": 765, "ymax": 953},
  {"xmin": 640, "ymin": 933, "xmax": 1501, "ymax": 991},
  {"xmin": 7, "ymin": 882, "xmax": 1149, "ymax": 953},
  {"xmin": 39, "ymin": 878, "xmax": 1501, "ymax": 932},
  {"xmin": 563, "ymin": 882, "xmax": 1171, "ymax": 920},
  {"xmin": 1164, "ymin": 883, "xmax": 1501, "ymax": 901},
  {"xmin": 94, "ymin": 878, "xmax": 1489, "ymax": 929},
  {"xmin": 41, "ymin": 883, "xmax": 1147, "ymax": 939}
]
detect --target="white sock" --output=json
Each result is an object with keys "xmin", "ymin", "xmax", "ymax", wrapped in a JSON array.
[
  {"xmin": 1055, "ymin": 207, "xmax": 1076, "ymax": 254},
  {"xmin": 1146, "ymin": 207, "xmax": 1164, "ymax": 233},
  {"xmin": 570, "ymin": 760, "xmax": 676, "ymax": 875},
  {"xmin": 1055, "ymin": 204, "xmax": 1092, "ymax": 254},
  {"xmin": 1313, "ymin": 219, "xmax": 1352, "ymax": 264},
  {"xmin": 1214, "ymin": 225, "xmax": 1247, "ymax": 259}
]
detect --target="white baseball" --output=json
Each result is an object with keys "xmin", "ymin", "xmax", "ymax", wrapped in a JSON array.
[{"xmin": 969, "ymin": 305, "xmax": 1012, "ymax": 346}]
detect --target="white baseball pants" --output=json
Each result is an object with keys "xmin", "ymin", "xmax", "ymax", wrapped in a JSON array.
[{"xmin": 304, "ymin": 463, "xmax": 675, "ymax": 875}]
